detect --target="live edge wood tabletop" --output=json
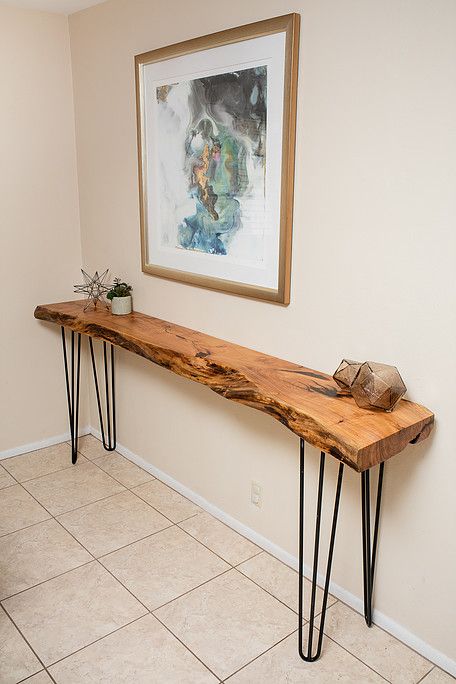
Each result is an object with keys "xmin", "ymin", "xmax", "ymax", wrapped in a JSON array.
[{"xmin": 34, "ymin": 299, "xmax": 434, "ymax": 472}]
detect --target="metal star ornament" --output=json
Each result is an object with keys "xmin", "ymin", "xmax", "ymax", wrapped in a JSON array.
[{"xmin": 74, "ymin": 269, "xmax": 111, "ymax": 311}]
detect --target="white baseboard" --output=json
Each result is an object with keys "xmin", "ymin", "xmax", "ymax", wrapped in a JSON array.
[
  {"xmin": 91, "ymin": 427, "xmax": 456, "ymax": 678},
  {"xmin": 0, "ymin": 427, "xmax": 91, "ymax": 461}
]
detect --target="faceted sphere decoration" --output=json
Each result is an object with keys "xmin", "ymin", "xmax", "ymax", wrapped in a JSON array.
[
  {"xmin": 350, "ymin": 361, "xmax": 407, "ymax": 412},
  {"xmin": 333, "ymin": 359, "xmax": 362, "ymax": 393}
]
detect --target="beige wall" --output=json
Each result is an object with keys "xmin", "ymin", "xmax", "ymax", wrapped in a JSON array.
[
  {"xmin": 0, "ymin": 4, "xmax": 86, "ymax": 452},
  {"xmin": 68, "ymin": 0, "xmax": 455, "ymax": 665}
]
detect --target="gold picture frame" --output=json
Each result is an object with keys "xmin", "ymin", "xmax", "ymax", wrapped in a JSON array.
[{"xmin": 135, "ymin": 13, "xmax": 300, "ymax": 304}]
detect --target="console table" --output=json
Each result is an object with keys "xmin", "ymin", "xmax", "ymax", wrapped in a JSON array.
[{"xmin": 34, "ymin": 300, "xmax": 434, "ymax": 662}]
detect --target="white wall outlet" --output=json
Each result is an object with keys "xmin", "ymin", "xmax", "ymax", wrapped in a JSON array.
[{"xmin": 251, "ymin": 481, "xmax": 262, "ymax": 507}]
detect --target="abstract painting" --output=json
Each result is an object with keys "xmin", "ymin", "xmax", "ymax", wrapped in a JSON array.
[
  {"xmin": 157, "ymin": 66, "xmax": 266, "ymax": 258},
  {"xmin": 136, "ymin": 14, "xmax": 299, "ymax": 303}
]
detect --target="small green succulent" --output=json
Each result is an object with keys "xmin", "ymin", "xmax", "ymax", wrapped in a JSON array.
[{"xmin": 107, "ymin": 277, "xmax": 132, "ymax": 300}]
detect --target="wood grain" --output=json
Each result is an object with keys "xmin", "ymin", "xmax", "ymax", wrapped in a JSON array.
[{"xmin": 34, "ymin": 300, "xmax": 434, "ymax": 472}]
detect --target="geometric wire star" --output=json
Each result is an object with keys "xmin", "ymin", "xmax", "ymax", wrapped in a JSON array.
[{"xmin": 74, "ymin": 268, "xmax": 111, "ymax": 311}]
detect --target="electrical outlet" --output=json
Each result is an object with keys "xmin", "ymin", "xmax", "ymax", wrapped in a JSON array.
[{"xmin": 251, "ymin": 481, "xmax": 262, "ymax": 507}]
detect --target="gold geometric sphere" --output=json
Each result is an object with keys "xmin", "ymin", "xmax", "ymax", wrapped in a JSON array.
[
  {"xmin": 333, "ymin": 359, "xmax": 362, "ymax": 393},
  {"xmin": 350, "ymin": 361, "xmax": 407, "ymax": 412}
]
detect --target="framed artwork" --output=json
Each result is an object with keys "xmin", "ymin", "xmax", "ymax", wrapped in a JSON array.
[{"xmin": 135, "ymin": 13, "xmax": 299, "ymax": 304}]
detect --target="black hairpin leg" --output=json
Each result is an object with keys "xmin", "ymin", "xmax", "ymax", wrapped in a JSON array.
[
  {"xmin": 61, "ymin": 327, "xmax": 81, "ymax": 464},
  {"xmin": 361, "ymin": 462, "xmax": 384, "ymax": 627},
  {"xmin": 298, "ymin": 439, "xmax": 344, "ymax": 661},
  {"xmin": 89, "ymin": 337, "xmax": 116, "ymax": 451}
]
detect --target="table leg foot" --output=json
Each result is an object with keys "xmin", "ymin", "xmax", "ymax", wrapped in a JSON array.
[
  {"xmin": 298, "ymin": 439, "xmax": 344, "ymax": 661},
  {"xmin": 89, "ymin": 338, "xmax": 116, "ymax": 451},
  {"xmin": 61, "ymin": 327, "xmax": 81, "ymax": 464},
  {"xmin": 361, "ymin": 461, "xmax": 384, "ymax": 627}
]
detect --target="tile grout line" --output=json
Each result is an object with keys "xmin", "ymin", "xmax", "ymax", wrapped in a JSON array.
[
  {"xmin": 0, "ymin": 479, "xmax": 103, "ymax": 604},
  {"xmin": 46, "ymin": 613, "xmax": 148, "ymax": 671},
  {"xmin": 176, "ymin": 521, "xmax": 248, "ymax": 569},
  {"xmin": 0, "ymin": 602, "xmax": 48, "ymax": 678},
  {"xmin": 152, "ymin": 610, "xmax": 224, "ymax": 682},
  {"xmin": 126, "ymin": 489, "xmax": 197, "ymax": 526},
  {"xmin": 0, "ymin": 462, "xmax": 22, "ymax": 485},
  {"xmin": 176, "ymin": 504, "xmax": 263, "ymax": 554},
  {"xmin": 76, "ymin": 446, "xmax": 203, "ymax": 526},
  {"xmin": 2, "ymin": 472, "xmax": 127, "ymax": 530},
  {"xmin": 56, "ymin": 486, "xmax": 160, "ymax": 521},
  {"xmin": 92, "ymin": 521, "xmax": 174, "ymax": 559},
  {"xmin": 222, "ymin": 627, "xmax": 300, "ymax": 682},
  {"xmin": 5, "ymin": 458, "xmax": 90, "ymax": 484},
  {"xmin": 44, "ymin": 668, "xmax": 58, "ymax": 684},
  {"xmin": 330, "ymin": 593, "xmax": 436, "ymax": 672},
  {"xmin": 224, "ymin": 622, "xmax": 392, "ymax": 684},
  {"xmin": 91, "ymin": 547, "xmax": 230, "ymax": 680},
  {"xmin": 0, "ymin": 482, "xmax": 20, "ymax": 493},
  {"xmin": 1, "ymin": 448, "xmax": 90, "ymax": 484},
  {"xmin": 95, "ymin": 521, "xmax": 227, "ymax": 564},
  {"xmin": 45, "ymin": 668, "xmax": 58, "ymax": 684},
  {"xmin": 42, "ymin": 512, "xmax": 153, "ymax": 615},
  {"xmin": 150, "ymin": 567, "xmax": 233, "ymax": 614},
  {"xmin": 0, "ymin": 511, "xmax": 53, "ymax": 541},
  {"xmin": 416, "ymin": 666, "xmax": 437, "ymax": 683},
  {"xmin": 233, "ymin": 548, "xmax": 263, "ymax": 566},
  {"xmin": 13, "ymin": 462, "xmax": 127, "ymax": 520},
  {"xmin": 26, "ymin": 485, "xmax": 129, "ymax": 518},
  {"xmin": 1, "ymin": 559, "xmax": 95, "ymax": 604},
  {"xmin": 321, "ymin": 630, "xmax": 392, "ymax": 683},
  {"xmin": 87, "ymin": 453, "xmax": 156, "ymax": 490},
  {"xmin": 145, "ymin": 511, "xmax": 335, "ymax": 622},
  {"xmin": 233, "ymin": 563, "xmax": 334, "ymax": 618},
  {"xmin": 16, "ymin": 669, "xmax": 57, "ymax": 684},
  {"xmin": 148, "ymin": 566, "xmax": 304, "ymax": 681}
]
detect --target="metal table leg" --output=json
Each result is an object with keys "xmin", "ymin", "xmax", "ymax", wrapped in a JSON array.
[
  {"xmin": 61, "ymin": 327, "xmax": 81, "ymax": 464},
  {"xmin": 89, "ymin": 337, "xmax": 116, "ymax": 452},
  {"xmin": 298, "ymin": 439, "xmax": 344, "ymax": 661},
  {"xmin": 361, "ymin": 461, "xmax": 384, "ymax": 626},
  {"xmin": 61, "ymin": 328, "xmax": 117, "ymax": 464}
]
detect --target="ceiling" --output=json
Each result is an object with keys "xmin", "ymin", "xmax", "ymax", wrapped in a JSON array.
[{"xmin": 1, "ymin": 0, "xmax": 107, "ymax": 14}]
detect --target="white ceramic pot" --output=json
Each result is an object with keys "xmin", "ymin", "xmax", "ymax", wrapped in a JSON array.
[{"xmin": 111, "ymin": 295, "xmax": 132, "ymax": 315}]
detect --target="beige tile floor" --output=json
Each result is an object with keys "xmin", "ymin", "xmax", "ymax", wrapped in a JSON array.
[{"xmin": 0, "ymin": 435, "xmax": 454, "ymax": 683}]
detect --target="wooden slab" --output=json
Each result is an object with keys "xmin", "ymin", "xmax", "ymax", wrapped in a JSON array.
[{"xmin": 34, "ymin": 300, "xmax": 434, "ymax": 472}]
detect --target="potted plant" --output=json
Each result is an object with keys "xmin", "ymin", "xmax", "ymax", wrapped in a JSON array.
[{"xmin": 107, "ymin": 278, "xmax": 133, "ymax": 315}]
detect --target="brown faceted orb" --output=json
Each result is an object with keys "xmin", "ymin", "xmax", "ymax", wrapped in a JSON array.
[
  {"xmin": 333, "ymin": 359, "xmax": 362, "ymax": 393},
  {"xmin": 350, "ymin": 362, "xmax": 407, "ymax": 412}
]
